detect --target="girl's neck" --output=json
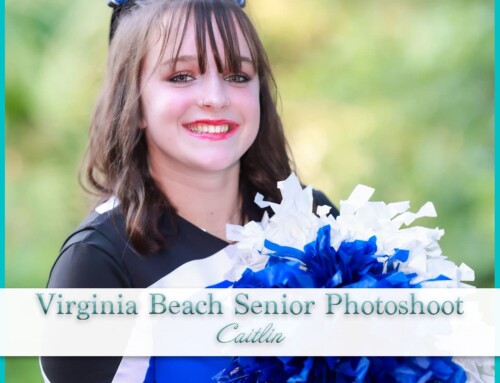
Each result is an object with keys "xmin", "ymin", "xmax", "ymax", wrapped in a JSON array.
[{"xmin": 152, "ymin": 164, "xmax": 242, "ymax": 242}]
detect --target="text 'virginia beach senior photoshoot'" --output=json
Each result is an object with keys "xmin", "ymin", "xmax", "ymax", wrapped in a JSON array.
[{"xmin": 5, "ymin": 0, "xmax": 494, "ymax": 382}]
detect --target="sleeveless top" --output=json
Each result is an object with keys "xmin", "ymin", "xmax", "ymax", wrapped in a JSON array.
[{"xmin": 40, "ymin": 190, "xmax": 337, "ymax": 383}]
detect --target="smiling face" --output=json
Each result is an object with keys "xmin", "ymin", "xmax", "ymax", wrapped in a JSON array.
[{"xmin": 140, "ymin": 14, "xmax": 260, "ymax": 179}]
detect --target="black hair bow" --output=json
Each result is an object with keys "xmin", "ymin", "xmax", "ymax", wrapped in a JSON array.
[{"xmin": 108, "ymin": 0, "xmax": 246, "ymax": 42}]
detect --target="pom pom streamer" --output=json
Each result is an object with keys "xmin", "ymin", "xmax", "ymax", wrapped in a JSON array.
[{"xmin": 214, "ymin": 173, "xmax": 490, "ymax": 382}]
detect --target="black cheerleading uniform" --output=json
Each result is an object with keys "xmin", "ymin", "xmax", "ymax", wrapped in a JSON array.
[{"xmin": 40, "ymin": 190, "xmax": 337, "ymax": 383}]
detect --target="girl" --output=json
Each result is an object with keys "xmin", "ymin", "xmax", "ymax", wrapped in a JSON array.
[{"xmin": 41, "ymin": 0, "xmax": 335, "ymax": 382}]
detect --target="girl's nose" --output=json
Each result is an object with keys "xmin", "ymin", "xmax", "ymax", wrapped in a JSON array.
[{"xmin": 198, "ymin": 73, "xmax": 230, "ymax": 110}]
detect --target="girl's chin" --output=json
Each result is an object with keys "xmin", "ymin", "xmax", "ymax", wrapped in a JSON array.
[{"xmin": 188, "ymin": 157, "xmax": 241, "ymax": 174}]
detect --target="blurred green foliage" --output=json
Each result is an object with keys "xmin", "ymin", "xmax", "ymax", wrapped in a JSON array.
[{"xmin": 5, "ymin": 0, "xmax": 494, "ymax": 381}]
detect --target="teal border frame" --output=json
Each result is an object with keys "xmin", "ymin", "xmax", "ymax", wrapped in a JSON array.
[
  {"xmin": 0, "ymin": 0, "xmax": 494, "ymax": 383},
  {"xmin": 1, "ymin": 0, "xmax": 5, "ymax": 379},
  {"xmin": 495, "ymin": 0, "xmax": 499, "ymax": 380},
  {"xmin": 1, "ymin": 0, "xmax": 5, "ymax": 377}
]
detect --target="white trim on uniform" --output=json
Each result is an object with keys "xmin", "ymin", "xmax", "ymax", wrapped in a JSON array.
[
  {"xmin": 111, "ymin": 244, "xmax": 239, "ymax": 382},
  {"xmin": 95, "ymin": 197, "xmax": 120, "ymax": 214}
]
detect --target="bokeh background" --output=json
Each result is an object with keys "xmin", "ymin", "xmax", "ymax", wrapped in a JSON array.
[{"xmin": 6, "ymin": 0, "xmax": 494, "ymax": 381}]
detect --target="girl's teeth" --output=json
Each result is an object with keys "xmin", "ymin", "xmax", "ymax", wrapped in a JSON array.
[{"xmin": 188, "ymin": 124, "xmax": 230, "ymax": 134}]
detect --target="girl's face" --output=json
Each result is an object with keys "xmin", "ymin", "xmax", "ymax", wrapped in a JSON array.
[{"xmin": 140, "ymin": 16, "xmax": 260, "ymax": 179}]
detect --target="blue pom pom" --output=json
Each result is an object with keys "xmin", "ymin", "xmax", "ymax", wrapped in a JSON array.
[{"xmin": 213, "ymin": 226, "xmax": 467, "ymax": 382}]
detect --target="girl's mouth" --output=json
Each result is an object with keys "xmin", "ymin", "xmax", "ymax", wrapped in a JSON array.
[
  {"xmin": 182, "ymin": 120, "xmax": 239, "ymax": 141},
  {"xmin": 186, "ymin": 123, "xmax": 230, "ymax": 134}
]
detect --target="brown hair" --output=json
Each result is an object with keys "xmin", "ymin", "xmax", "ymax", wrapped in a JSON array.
[{"xmin": 84, "ymin": 0, "xmax": 294, "ymax": 254}]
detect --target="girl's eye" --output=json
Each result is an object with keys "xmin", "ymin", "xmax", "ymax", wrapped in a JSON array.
[
  {"xmin": 168, "ymin": 73, "xmax": 195, "ymax": 83},
  {"xmin": 225, "ymin": 73, "xmax": 251, "ymax": 83}
]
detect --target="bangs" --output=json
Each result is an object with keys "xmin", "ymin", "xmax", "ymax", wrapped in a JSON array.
[{"xmin": 156, "ymin": 0, "xmax": 258, "ymax": 74}]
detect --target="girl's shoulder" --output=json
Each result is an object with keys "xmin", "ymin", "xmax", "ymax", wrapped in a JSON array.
[
  {"xmin": 48, "ymin": 199, "xmax": 230, "ymax": 289},
  {"xmin": 48, "ymin": 201, "xmax": 135, "ymax": 288},
  {"xmin": 59, "ymin": 202, "xmax": 129, "ymax": 261}
]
